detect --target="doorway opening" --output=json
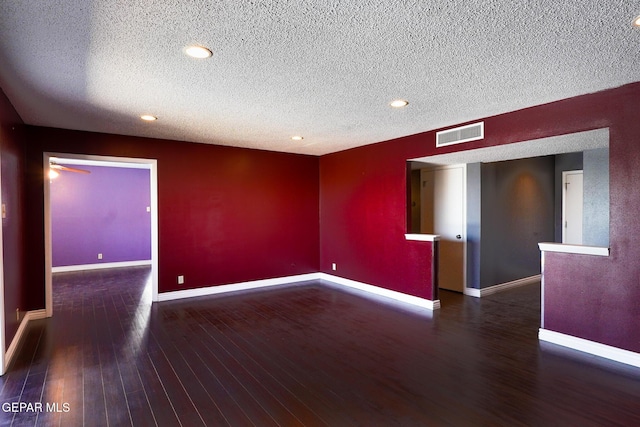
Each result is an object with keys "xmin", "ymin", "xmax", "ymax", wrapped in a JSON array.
[
  {"xmin": 407, "ymin": 128, "xmax": 609, "ymax": 297},
  {"xmin": 420, "ymin": 165, "xmax": 467, "ymax": 293},
  {"xmin": 43, "ymin": 153, "xmax": 159, "ymax": 317}
]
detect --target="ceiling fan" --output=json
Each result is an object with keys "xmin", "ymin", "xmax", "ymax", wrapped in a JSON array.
[{"xmin": 49, "ymin": 162, "xmax": 90, "ymax": 179}]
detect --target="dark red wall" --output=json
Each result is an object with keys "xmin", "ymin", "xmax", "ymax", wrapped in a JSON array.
[
  {"xmin": 320, "ymin": 82, "xmax": 640, "ymax": 352},
  {"xmin": 7, "ymin": 81, "xmax": 640, "ymax": 356},
  {"xmin": 320, "ymin": 141, "xmax": 437, "ymax": 299},
  {"xmin": 0, "ymin": 87, "xmax": 26, "ymax": 349},
  {"xmin": 24, "ymin": 127, "xmax": 320, "ymax": 309},
  {"xmin": 542, "ymin": 86, "xmax": 640, "ymax": 353}
]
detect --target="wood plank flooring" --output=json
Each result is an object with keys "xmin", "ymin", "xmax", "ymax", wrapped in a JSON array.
[{"xmin": 2, "ymin": 266, "xmax": 640, "ymax": 426}]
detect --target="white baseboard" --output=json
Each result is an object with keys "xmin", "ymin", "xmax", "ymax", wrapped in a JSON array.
[
  {"xmin": 319, "ymin": 273, "xmax": 440, "ymax": 310},
  {"xmin": 464, "ymin": 274, "xmax": 541, "ymax": 298},
  {"xmin": 52, "ymin": 260, "xmax": 152, "ymax": 273},
  {"xmin": 158, "ymin": 272, "xmax": 440, "ymax": 310},
  {"xmin": 539, "ymin": 328, "xmax": 640, "ymax": 368},
  {"xmin": 4, "ymin": 309, "xmax": 48, "ymax": 373},
  {"xmin": 11, "ymin": 275, "xmax": 639, "ymax": 372},
  {"xmin": 158, "ymin": 273, "xmax": 322, "ymax": 302}
]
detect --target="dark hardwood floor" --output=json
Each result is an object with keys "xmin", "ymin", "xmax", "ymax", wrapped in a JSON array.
[{"xmin": 2, "ymin": 267, "xmax": 640, "ymax": 426}]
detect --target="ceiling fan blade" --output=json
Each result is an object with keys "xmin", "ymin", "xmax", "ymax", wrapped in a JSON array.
[{"xmin": 50, "ymin": 164, "xmax": 91, "ymax": 174}]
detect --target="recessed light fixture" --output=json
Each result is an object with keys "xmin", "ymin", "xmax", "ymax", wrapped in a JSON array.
[
  {"xmin": 390, "ymin": 99, "xmax": 409, "ymax": 108},
  {"xmin": 633, "ymin": 15, "xmax": 640, "ymax": 27},
  {"xmin": 184, "ymin": 45, "xmax": 213, "ymax": 59},
  {"xmin": 291, "ymin": 135, "xmax": 304, "ymax": 141},
  {"xmin": 140, "ymin": 115, "xmax": 157, "ymax": 121}
]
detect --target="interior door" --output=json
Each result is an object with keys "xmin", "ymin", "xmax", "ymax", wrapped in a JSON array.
[
  {"xmin": 562, "ymin": 170, "xmax": 583, "ymax": 244},
  {"xmin": 421, "ymin": 166, "xmax": 465, "ymax": 292}
]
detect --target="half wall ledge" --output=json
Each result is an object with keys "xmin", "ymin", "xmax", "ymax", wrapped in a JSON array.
[
  {"xmin": 538, "ymin": 242, "xmax": 609, "ymax": 257},
  {"xmin": 405, "ymin": 234, "xmax": 440, "ymax": 241}
]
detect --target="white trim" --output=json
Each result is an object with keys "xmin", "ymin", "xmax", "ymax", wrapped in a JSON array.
[
  {"xmin": 319, "ymin": 273, "xmax": 440, "ymax": 310},
  {"xmin": 540, "ymin": 252, "xmax": 546, "ymax": 328},
  {"xmin": 158, "ymin": 272, "xmax": 440, "ymax": 310},
  {"xmin": 44, "ymin": 152, "xmax": 159, "ymax": 319},
  {"xmin": 561, "ymin": 170, "xmax": 583, "ymax": 244},
  {"xmin": 0, "ymin": 150, "xmax": 4, "ymax": 374},
  {"xmin": 405, "ymin": 233, "xmax": 440, "ymax": 242},
  {"xmin": 149, "ymin": 159, "xmax": 159, "ymax": 302},
  {"xmin": 52, "ymin": 260, "xmax": 152, "ymax": 273},
  {"xmin": 4, "ymin": 309, "xmax": 47, "ymax": 373},
  {"xmin": 538, "ymin": 242, "xmax": 609, "ymax": 257},
  {"xmin": 44, "ymin": 154, "xmax": 52, "ymax": 316},
  {"xmin": 49, "ymin": 157, "xmax": 151, "ymax": 169},
  {"xmin": 158, "ymin": 273, "xmax": 322, "ymax": 302},
  {"xmin": 539, "ymin": 328, "xmax": 640, "ymax": 368},
  {"xmin": 464, "ymin": 274, "xmax": 541, "ymax": 298}
]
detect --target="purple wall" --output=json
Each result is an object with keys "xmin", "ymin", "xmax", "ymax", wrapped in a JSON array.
[
  {"xmin": 51, "ymin": 164, "xmax": 151, "ymax": 267},
  {"xmin": 24, "ymin": 128, "xmax": 320, "ymax": 303}
]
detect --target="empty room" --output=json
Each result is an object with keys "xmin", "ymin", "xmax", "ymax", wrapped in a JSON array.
[{"xmin": 1, "ymin": 1, "xmax": 640, "ymax": 425}]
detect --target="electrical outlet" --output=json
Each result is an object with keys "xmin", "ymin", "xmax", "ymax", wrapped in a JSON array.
[
  {"xmin": 177, "ymin": 275, "xmax": 185, "ymax": 285},
  {"xmin": 98, "ymin": 253, "xmax": 103, "ymax": 260},
  {"xmin": 332, "ymin": 263, "xmax": 337, "ymax": 271}
]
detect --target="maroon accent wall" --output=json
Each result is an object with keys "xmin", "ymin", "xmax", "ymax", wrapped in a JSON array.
[
  {"xmin": 543, "ymin": 86, "xmax": 640, "ymax": 353},
  {"xmin": 320, "ymin": 82, "xmax": 640, "ymax": 352},
  {"xmin": 0, "ymin": 87, "xmax": 26, "ymax": 349},
  {"xmin": 320, "ymin": 141, "xmax": 437, "ymax": 299},
  {"xmin": 23, "ymin": 127, "xmax": 320, "ymax": 309},
  {"xmin": 7, "ymin": 81, "xmax": 640, "ymax": 356}
]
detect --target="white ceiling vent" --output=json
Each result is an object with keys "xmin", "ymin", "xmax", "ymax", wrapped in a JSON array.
[{"xmin": 436, "ymin": 122, "xmax": 484, "ymax": 148}]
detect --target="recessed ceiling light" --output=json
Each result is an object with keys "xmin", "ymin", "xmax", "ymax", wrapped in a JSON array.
[
  {"xmin": 633, "ymin": 15, "xmax": 640, "ymax": 27},
  {"xmin": 140, "ymin": 115, "xmax": 157, "ymax": 121},
  {"xmin": 390, "ymin": 99, "xmax": 409, "ymax": 108},
  {"xmin": 291, "ymin": 135, "xmax": 304, "ymax": 141},
  {"xmin": 184, "ymin": 45, "xmax": 213, "ymax": 59}
]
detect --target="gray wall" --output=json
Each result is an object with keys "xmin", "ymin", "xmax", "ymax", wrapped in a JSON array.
[
  {"xmin": 553, "ymin": 149, "xmax": 609, "ymax": 245},
  {"xmin": 415, "ymin": 152, "xmax": 602, "ymax": 290},
  {"xmin": 466, "ymin": 163, "xmax": 482, "ymax": 289},
  {"xmin": 583, "ymin": 148, "xmax": 609, "ymax": 246},
  {"xmin": 476, "ymin": 157, "xmax": 555, "ymax": 288}
]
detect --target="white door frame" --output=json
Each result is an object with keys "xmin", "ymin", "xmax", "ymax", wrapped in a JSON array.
[
  {"xmin": 0, "ymin": 151, "xmax": 6, "ymax": 374},
  {"xmin": 562, "ymin": 170, "xmax": 583, "ymax": 245},
  {"xmin": 43, "ymin": 153, "xmax": 159, "ymax": 317},
  {"xmin": 420, "ymin": 164, "xmax": 467, "ymax": 292}
]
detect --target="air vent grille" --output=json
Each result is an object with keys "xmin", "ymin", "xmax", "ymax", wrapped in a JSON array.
[{"xmin": 436, "ymin": 122, "xmax": 484, "ymax": 147}]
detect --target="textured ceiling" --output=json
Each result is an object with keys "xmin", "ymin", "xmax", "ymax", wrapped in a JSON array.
[{"xmin": 0, "ymin": 1, "xmax": 638, "ymax": 156}]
